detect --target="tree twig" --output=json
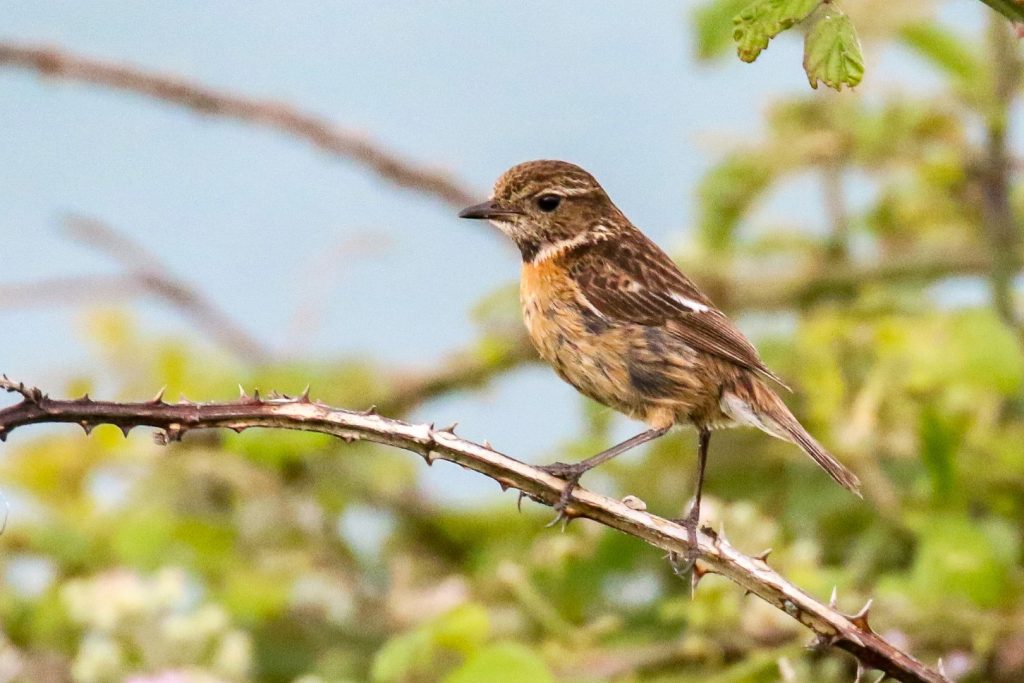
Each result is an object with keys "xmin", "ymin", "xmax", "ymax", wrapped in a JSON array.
[
  {"xmin": 0, "ymin": 216, "xmax": 272, "ymax": 364},
  {"xmin": 973, "ymin": 18, "xmax": 1024, "ymax": 347},
  {"xmin": 0, "ymin": 42, "xmax": 478, "ymax": 210},
  {"xmin": 0, "ymin": 377, "xmax": 948, "ymax": 683},
  {"xmin": 5, "ymin": 244, "xmax": 1001, "ymax": 411}
]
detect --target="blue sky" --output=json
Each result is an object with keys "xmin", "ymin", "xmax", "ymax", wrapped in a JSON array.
[{"xmin": 0, "ymin": 2, "xmax": 987, "ymax": 502}]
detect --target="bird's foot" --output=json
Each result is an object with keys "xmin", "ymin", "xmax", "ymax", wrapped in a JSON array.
[
  {"xmin": 536, "ymin": 461, "xmax": 588, "ymax": 528},
  {"xmin": 668, "ymin": 507, "xmax": 701, "ymax": 576}
]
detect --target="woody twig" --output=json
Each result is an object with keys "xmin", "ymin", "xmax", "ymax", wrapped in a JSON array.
[{"xmin": 0, "ymin": 42, "xmax": 477, "ymax": 210}]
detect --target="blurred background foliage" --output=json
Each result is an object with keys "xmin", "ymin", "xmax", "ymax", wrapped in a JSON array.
[{"xmin": 2, "ymin": 2, "xmax": 1024, "ymax": 682}]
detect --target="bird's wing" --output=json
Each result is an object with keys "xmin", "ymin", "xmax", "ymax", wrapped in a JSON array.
[{"xmin": 568, "ymin": 231, "xmax": 788, "ymax": 388}]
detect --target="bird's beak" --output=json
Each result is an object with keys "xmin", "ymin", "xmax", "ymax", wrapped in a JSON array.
[{"xmin": 458, "ymin": 200, "xmax": 521, "ymax": 220}]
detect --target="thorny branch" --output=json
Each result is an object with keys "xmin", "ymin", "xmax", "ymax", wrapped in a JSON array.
[
  {"xmin": 0, "ymin": 377, "xmax": 948, "ymax": 683},
  {"xmin": 0, "ymin": 42, "xmax": 477, "ymax": 210}
]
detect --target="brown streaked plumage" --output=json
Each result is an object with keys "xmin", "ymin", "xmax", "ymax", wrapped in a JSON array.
[{"xmin": 459, "ymin": 160, "xmax": 860, "ymax": 567}]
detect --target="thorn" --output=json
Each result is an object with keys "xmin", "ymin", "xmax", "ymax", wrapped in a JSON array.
[
  {"xmin": 829, "ymin": 585, "xmax": 838, "ymax": 609},
  {"xmin": 483, "ymin": 439, "xmax": 493, "ymax": 450},
  {"xmin": 251, "ymin": 388, "xmax": 261, "ymax": 403},
  {"xmin": 269, "ymin": 390, "xmax": 282, "ymax": 399},
  {"xmin": 427, "ymin": 421, "xmax": 435, "ymax": 431},
  {"xmin": 439, "ymin": 421, "xmax": 458, "ymax": 434},
  {"xmin": 690, "ymin": 561, "xmax": 708, "ymax": 597},
  {"xmin": 150, "ymin": 386, "xmax": 167, "ymax": 404},
  {"xmin": 424, "ymin": 449, "xmax": 438, "ymax": 465},
  {"xmin": 755, "ymin": 548, "xmax": 773, "ymax": 563},
  {"xmin": 119, "ymin": 425, "xmax": 131, "ymax": 438},
  {"xmin": 361, "ymin": 405, "xmax": 377, "ymax": 416},
  {"xmin": 517, "ymin": 490, "xmax": 527, "ymax": 512},
  {"xmin": 80, "ymin": 392, "xmax": 91, "ymax": 402},
  {"xmin": 341, "ymin": 434, "xmax": 356, "ymax": 444},
  {"xmin": 232, "ymin": 426, "xmax": 244, "ymax": 434},
  {"xmin": 178, "ymin": 393, "xmax": 189, "ymax": 404},
  {"xmin": 299, "ymin": 385, "xmax": 311, "ymax": 403},
  {"xmin": 238, "ymin": 384, "xmax": 248, "ymax": 400},
  {"xmin": 497, "ymin": 479, "xmax": 510, "ymax": 492},
  {"xmin": 0, "ymin": 428, "xmax": 6, "ymax": 442},
  {"xmin": 81, "ymin": 421, "xmax": 93, "ymax": 435},
  {"xmin": 849, "ymin": 598, "xmax": 874, "ymax": 632}
]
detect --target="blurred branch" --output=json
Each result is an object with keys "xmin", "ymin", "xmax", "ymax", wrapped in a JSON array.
[
  {"xmin": 821, "ymin": 163, "xmax": 850, "ymax": 263},
  {"xmin": 0, "ymin": 217, "xmax": 271, "ymax": 364},
  {"xmin": 381, "ymin": 336, "xmax": 539, "ymax": 415},
  {"xmin": 386, "ymin": 248, "xmax": 1009, "ymax": 413},
  {"xmin": 693, "ymin": 248, "xmax": 1006, "ymax": 310},
  {"xmin": 0, "ymin": 377, "xmax": 948, "ymax": 683},
  {"xmin": 0, "ymin": 42, "xmax": 478, "ymax": 210},
  {"xmin": 2, "ymin": 237, "xmax": 1006, "ymax": 410},
  {"xmin": 973, "ymin": 18, "xmax": 1024, "ymax": 346}
]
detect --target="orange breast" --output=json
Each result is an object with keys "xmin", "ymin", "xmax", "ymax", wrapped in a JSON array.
[{"xmin": 519, "ymin": 255, "xmax": 716, "ymax": 428}]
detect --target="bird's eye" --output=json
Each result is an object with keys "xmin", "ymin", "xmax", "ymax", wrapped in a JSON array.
[{"xmin": 536, "ymin": 194, "xmax": 562, "ymax": 212}]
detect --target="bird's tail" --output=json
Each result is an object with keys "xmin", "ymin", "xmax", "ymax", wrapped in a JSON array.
[{"xmin": 720, "ymin": 377, "xmax": 861, "ymax": 497}]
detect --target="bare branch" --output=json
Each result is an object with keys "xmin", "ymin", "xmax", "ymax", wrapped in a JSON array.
[
  {"xmin": 2, "ymin": 241, "xmax": 1006, "ymax": 415},
  {"xmin": 971, "ymin": 18, "xmax": 1024, "ymax": 347},
  {"xmin": 0, "ymin": 377, "xmax": 948, "ymax": 683},
  {"xmin": 382, "ymin": 335, "xmax": 539, "ymax": 415},
  {"xmin": 692, "ymin": 247, "xmax": 1006, "ymax": 311},
  {"xmin": 0, "ymin": 42, "xmax": 478, "ymax": 210},
  {"xmin": 0, "ymin": 217, "xmax": 271, "ymax": 364}
]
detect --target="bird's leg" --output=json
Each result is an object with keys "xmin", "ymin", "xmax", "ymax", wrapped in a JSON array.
[
  {"xmin": 537, "ymin": 426, "xmax": 670, "ymax": 527},
  {"xmin": 671, "ymin": 428, "xmax": 710, "ymax": 575}
]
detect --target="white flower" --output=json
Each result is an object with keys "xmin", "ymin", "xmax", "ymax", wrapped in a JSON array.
[{"xmin": 71, "ymin": 635, "xmax": 123, "ymax": 683}]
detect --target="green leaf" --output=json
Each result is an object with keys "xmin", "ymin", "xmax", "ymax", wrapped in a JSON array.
[
  {"xmin": 908, "ymin": 514, "xmax": 1019, "ymax": 609},
  {"xmin": 802, "ymin": 6, "xmax": 864, "ymax": 91},
  {"xmin": 431, "ymin": 603, "xmax": 490, "ymax": 655},
  {"xmin": 444, "ymin": 642, "xmax": 554, "ymax": 683},
  {"xmin": 697, "ymin": 153, "xmax": 776, "ymax": 252},
  {"xmin": 733, "ymin": 0, "xmax": 821, "ymax": 63},
  {"xmin": 371, "ymin": 630, "xmax": 435, "ymax": 683},
  {"xmin": 898, "ymin": 23, "xmax": 981, "ymax": 84},
  {"xmin": 918, "ymin": 403, "xmax": 965, "ymax": 505},
  {"xmin": 693, "ymin": 0, "xmax": 754, "ymax": 60}
]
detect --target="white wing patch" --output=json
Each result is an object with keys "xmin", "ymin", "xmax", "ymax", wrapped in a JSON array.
[{"xmin": 669, "ymin": 292, "xmax": 710, "ymax": 313}]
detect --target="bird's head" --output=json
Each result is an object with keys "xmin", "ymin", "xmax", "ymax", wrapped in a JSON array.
[{"xmin": 459, "ymin": 160, "xmax": 624, "ymax": 262}]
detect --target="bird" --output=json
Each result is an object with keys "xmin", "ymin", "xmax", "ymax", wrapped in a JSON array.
[{"xmin": 458, "ymin": 160, "xmax": 861, "ymax": 568}]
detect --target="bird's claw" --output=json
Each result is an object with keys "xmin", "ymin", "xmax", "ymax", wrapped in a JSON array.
[
  {"xmin": 668, "ymin": 509, "xmax": 701, "ymax": 577},
  {"xmin": 537, "ymin": 462, "xmax": 587, "ymax": 529}
]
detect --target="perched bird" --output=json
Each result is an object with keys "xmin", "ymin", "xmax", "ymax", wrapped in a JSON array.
[{"xmin": 459, "ymin": 160, "xmax": 860, "ymax": 566}]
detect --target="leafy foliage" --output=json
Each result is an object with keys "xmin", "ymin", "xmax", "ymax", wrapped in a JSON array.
[
  {"xmin": 2, "ymin": 4, "xmax": 1024, "ymax": 682},
  {"xmin": 733, "ymin": 0, "xmax": 821, "ymax": 63},
  {"xmin": 802, "ymin": 6, "xmax": 865, "ymax": 90}
]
